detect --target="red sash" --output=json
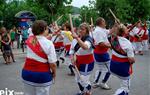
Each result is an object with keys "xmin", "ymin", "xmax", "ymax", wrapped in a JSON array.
[
  {"xmin": 54, "ymin": 42, "xmax": 64, "ymax": 49},
  {"xmin": 26, "ymin": 36, "xmax": 47, "ymax": 59},
  {"xmin": 142, "ymin": 29, "xmax": 148, "ymax": 40},
  {"xmin": 112, "ymin": 55, "xmax": 128, "ymax": 63},
  {"xmin": 24, "ymin": 58, "xmax": 50, "ymax": 72},
  {"xmin": 24, "ymin": 36, "xmax": 50, "ymax": 72},
  {"xmin": 64, "ymin": 44, "xmax": 71, "ymax": 51},
  {"xmin": 76, "ymin": 54, "xmax": 94, "ymax": 67},
  {"xmin": 129, "ymin": 36, "xmax": 134, "ymax": 42},
  {"xmin": 133, "ymin": 28, "xmax": 143, "ymax": 42},
  {"xmin": 94, "ymin": 45, "xmax": 109, "ymax": 54}
]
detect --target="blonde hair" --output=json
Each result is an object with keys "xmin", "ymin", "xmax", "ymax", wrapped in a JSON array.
[
  {"xmin": 117, "ymin": 24, "xmax": 126, "ymax": 36},
  {"xmin": 79, "ymin": 23, "xmax": 90, "ymax": 34}
]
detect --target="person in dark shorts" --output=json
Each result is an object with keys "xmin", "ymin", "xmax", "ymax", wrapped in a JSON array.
[{"xmin": 0, "ymin": 27, "xmax": 15, "ymax": 64}]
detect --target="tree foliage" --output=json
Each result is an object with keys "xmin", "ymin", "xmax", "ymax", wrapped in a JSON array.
[
  {"xmin": 0, "ymin": 0, "xmax": 73, "ymax": 28},
  {"xmin": 1, "ymin": 0, "xmax": 150, "ymax": 28},
  {"xmin": 80, "ymin": 0, "xmax": 98, "ymax": 25},
  {"xmin": 96, "ymin": 0, "xmax": 150, "ymax": 25}
]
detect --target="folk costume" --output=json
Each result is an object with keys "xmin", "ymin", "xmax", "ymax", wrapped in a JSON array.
[
  {"xmin": 61, "ymin": 30, "xmax": 75, "ymax": 75},
  {"xmin": 130, "ymin": 27, "xmax": 144, "ymax": 54},
  {"xmin": 93, "ymin": 26, "xmax": 111, "ymax": 89},
  {"xmin": 110, "ymin": 35, "xmax": 134, "ymax": 95},
  {"xmin": 22, "ymin": 35, "xmax": 57, "ymax": 95},
  {"xmin": 69, "ymin": 35, "xmax": 94, "ymax": 95}
]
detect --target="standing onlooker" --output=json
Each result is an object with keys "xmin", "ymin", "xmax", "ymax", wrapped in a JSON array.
[
  {"xmin": 0, "ymin": 27, "xmax": 13, "ymax": 64},
  {"xmin": 28, "ymin": 26, "xmax": 33, "ymax": 37},
  {"xmin": 16, "ymin": 27, "xmax": 21, "ymax": 49},
  {"xmin": 10, "ymin": 27, "xmax": 16, "ymax": 48},
  {"xmin": 22, "ymin": 20, "xmax": 57, "ymax": 95},
  {"xmin": 21, "ymin": 26, "xmax": 29, "ymax": 52}
]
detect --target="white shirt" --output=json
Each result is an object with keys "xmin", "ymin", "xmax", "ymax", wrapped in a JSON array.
[
  {"xmin": 93, "ymin": 26, "xmax": 110, "ymax": 45},
  {"xmin": 51, "ymin": 35, "xmax": 63, "ymax": 43},
  {"xmin": 69, "ymin": 39, "xmax": 93, "ymax": 55},
  {"xmin": 28, "ymin": 27, "xmax": 33, "ymax": 37},
  {"xmin": 27, "ymin": 36, "xmax": 57, "ymax": 63},
  {"xmin": 132, "ymin": 27, "xmax": 144, "ymax": 36},
  {"xmin": 145, "ymin": 29, "xmax": 149, "ymax": 35},
  {"xmin": 112, "ymin": 37, "xmax": 134, "ymax": 58}
]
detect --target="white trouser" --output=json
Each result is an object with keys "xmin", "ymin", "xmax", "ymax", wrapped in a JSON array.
[
  {"xmin": 133, "ymin": 42, "xmax": 143, "ymax": 51},
  {"xmin": 64, "ymin": 56, "xmax": 72, "ymax": 66},
  {"xmin": 24, "ymin": 83, "xmax": 50, "ymax": 95},
  {"xmin": 114, "ymin": 79, "xmax": 130, "ymax": 95},
  {"xmin": 75, "ymin": 73, "xmax": 91, "ymax": 92},
  {"xmin": 56, "ymin": 48, "xmax": 64, "ymax": 58},
  {"xmin": 131, "ymin": 42, "xmax": 135, "ymax": 50},
  {"xmin": 142, "ymin": 40, "xmax": 148, "ymax": 51},
  {"xmin": 94, "ymin": 61, "xmax": 110, "ymax": 82}
]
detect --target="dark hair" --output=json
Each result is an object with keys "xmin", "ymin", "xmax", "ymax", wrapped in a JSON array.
[
  {"xmin": 63, "ymin": 23, "xmax": 71, "ymax": 31},
  {"xmin": 96, "ymin": 17, "xmax": 104, "ymax": 26},
  {"xmin": 32, "ymin": 20, "xmax": 47, "ymax": 35}
]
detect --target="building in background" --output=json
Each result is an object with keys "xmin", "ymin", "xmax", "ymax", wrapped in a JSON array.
[{"xmin": 15, "ymin": 10, "xmax": 36, "ymax": 28}]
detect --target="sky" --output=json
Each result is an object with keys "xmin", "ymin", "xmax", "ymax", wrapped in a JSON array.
[{"xmin": 71, "ymin": 0, "xmax": 90, "ymax": 8}]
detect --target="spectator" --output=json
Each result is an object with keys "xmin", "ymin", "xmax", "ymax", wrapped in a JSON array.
[{"xmin": 0, "ymin": 27, "xmax": 15, "ymax": 64}]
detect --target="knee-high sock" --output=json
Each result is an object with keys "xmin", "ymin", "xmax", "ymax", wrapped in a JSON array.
[
  {"xmin": 102, "ymin": 72, "xmax": 111, "ymax": 83},
  {"xmin": 69, "ymin": 64, "xmax": 74, "ymax": 74},
  {"xmin": 86, "ymin": 84, "xmax": 91, "ymax": 91},
  {"xmin": 78, "ymin": 82, "xmax": 84, "ymax": 92},
  {"xmin": 94, "ymin": 70, "xmax": 101, "ymax": 83}
]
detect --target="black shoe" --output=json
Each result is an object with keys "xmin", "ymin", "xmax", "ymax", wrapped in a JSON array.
[
  {"xmin": 13, "ymin": 60, "xmax": 16, "ymax": 62},
  {"xmin": 67, "ymin": 73, "xmax": 75, "ymax": 76},
  {"xmin": 56, "ymin": 61, "xmax": 60, "ymax": 68}
]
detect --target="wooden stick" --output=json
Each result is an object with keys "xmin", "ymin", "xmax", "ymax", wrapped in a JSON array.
[
  {"xmin": 69, "ymin": 14, "xmax": 82, "ymax": 80},
  {"xmin": 54, "ymin": 21, "xmax": 59, "ymax": 30},
  {"xmin": 91, "ymin": 17, "xmax": 94, "ymax": 26},
  {"xmin": 52, "ymin": 15, "xmax": 63, "ymax": 43},
  {"xmin": 53, "ymin": 15, "xmax": 63, "ymax": 30},
  {"xmin": 127, "ymin": 20, "xmax": 140, "ymax": 32},
  {"xmin": 56, "ymin": 15, "xmax": 63, "ymax": 22},
  {"xmin": 109, "ymin": 8, "xmax": 120, "ymax": 24},
  {"xmin": 69, "ymin": 14, "xmax": 74, "ymax": 33},
  {"xmin": 90, "ymin": 17, "xmax": 94, "ymax": 39}
]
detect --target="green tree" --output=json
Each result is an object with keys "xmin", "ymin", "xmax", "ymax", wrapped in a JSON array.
[
  {"xmin": 0, "ymin": 0, "xmax": 73, "ymax": 28},
  {"xmin": 96, "ymin": 0, "xmax": 150, "ymax": 25},
  {"xmin": 127, "ymin": 0, "xmax": 150, "ymax": 22},
  {"xmin": 26, "ymin": 0, "xmax": 72, "ymax": 22},
  {"xmin": 80, "ymin": 0, "xmax": 98, "ymax": 25}
]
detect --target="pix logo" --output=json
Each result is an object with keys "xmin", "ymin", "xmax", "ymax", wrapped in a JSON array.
[{"xmin": 0, "ymin": 88, "xmax": 14, "ymax": 95}]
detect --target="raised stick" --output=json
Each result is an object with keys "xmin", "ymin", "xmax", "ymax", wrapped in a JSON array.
[
  {"xmin": 69, "ymin": 14, "xmax": 82, "ymax": 80},
  {"xmin": 109, "ymin": 8, "xmax": 120, "ymax": 24}
]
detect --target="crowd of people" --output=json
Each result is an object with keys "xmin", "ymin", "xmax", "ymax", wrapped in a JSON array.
[{"xmin": 0, "ymin": 17, "xmax": 150, "ymax": 95}]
